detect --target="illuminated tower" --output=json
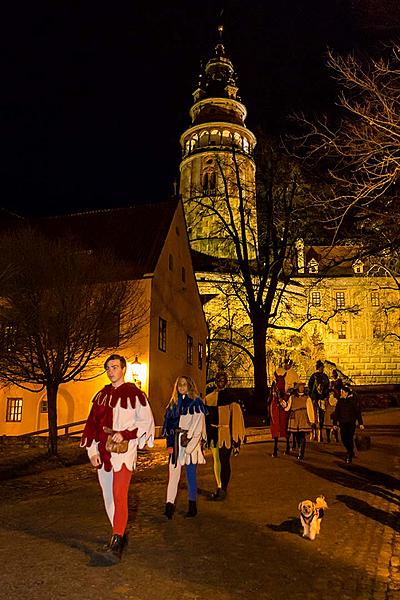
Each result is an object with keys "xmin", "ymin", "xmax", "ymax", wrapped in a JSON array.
[{"xmin": 179, "ymin": 26, "xmax": 257, "ymax": 258}]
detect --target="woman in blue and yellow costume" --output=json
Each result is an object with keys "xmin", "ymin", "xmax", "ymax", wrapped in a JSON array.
[
  {"xmin": 205, "ymin": 372, "xmax": 246, "ymax": 500},
  {"xmin": 162, "ymin": 375, "xmax": 207, "ymax": 519}
]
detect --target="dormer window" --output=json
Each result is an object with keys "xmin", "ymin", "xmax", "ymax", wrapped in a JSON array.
[
  {"xmin": 353, "ymin": 259, "xmax": 364, "ymax": 274},
  {"xmin": 307, "ymin": 258, "xmax": 319, "ymax": 274}
]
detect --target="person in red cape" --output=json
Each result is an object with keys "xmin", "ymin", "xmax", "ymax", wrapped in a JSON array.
[{"xmin": 80, "ymin": 354, "xmax": 155, "ymax": 560}]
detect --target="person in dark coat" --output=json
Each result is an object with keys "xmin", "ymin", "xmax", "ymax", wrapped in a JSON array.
[
  {"xmin": 333, "ymin": 385, "xmax": 364, "ymax": 463},
  {"xmin": 308, "ymin": 360, "xmax": 330, "ymax": 442}
]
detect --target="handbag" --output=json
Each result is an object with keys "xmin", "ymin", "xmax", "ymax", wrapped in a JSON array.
[
  {"xmin": 103, "ymin": 426, "xmax": 129, "ymax": 454},
  {"xmin": 355, "ymin": 430, "xmax": 371, "ymax": 451},
  {"xmin": 180, "ymin": 430, "xmax": 189, "ymax": 447}
]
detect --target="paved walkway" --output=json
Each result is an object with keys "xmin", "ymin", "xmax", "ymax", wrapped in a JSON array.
[{"xmin": 0, "ymin": 409, "xmax": 399, "ymax": 600}]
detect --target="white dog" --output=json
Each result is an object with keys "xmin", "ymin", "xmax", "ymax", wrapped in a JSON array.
[{"xmin": 298, "ymin": 495, "xmax": 328, "ymax": 540}]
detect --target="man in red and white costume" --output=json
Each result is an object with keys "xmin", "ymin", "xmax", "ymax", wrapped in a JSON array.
[{"xmin": 81, "ymin": 354, "xmax": 154, "ymax": 560}]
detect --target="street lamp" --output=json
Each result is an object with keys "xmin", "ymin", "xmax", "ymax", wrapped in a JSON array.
[{"xmin": 126, "ymin": 356, "xmax": 147, "ymax": 388}]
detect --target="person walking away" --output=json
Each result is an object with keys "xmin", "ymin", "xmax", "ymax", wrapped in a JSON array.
[
  {"xmin": 162, "ymin": 375, "xmax": 207, "ymax": 519},
  {"xmin": 80, "ymin": 354, "xmax": 155, "ymax": 561},
  {"xmin": 330, "ymin": 369, "xmax": 343, "ymax": 402},
  {"xmin": 324, "ymin": 391, "xmax": 339, "ymax": 443},
  {"xmin": 274, "ymin": 359, "xmax": 299, "ymax": 450},
  {"xmin": 333, "ymin": 385, "xmax": 364, "ymax": 463},
  {"xmin": 308, "ymin": 360, "xmax": 330, "ymax": 442},
  {"xmin": 285, "ymin": 383, "xmax": 315, "ymax": 460},
  {"xmin": 205, "ymin": 372, "xmax": 246, "ymax": 500},
  {"xmin": 268, "ymin": 371, "xmax": 290, "ymax": 457}
]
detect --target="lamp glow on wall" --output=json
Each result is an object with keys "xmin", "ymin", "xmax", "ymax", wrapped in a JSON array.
[{"xmin": 126, "ymin": 356, "xmax": 147, "ymax": 389}]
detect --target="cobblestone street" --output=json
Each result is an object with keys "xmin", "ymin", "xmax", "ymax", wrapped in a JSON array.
[{"xmin": 0, "ymin": 408, "xmax": 399, "ymax": 600}]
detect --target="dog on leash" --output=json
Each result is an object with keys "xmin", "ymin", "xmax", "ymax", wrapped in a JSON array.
[{"xmin": 298, "ymin": 495, "xmax": 328, "ymax": 540}]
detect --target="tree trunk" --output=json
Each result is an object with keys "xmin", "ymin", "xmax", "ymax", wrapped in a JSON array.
[
  {"xmin": 46, "ymin": 382, "xmax": 59, "ymax": 456},
  {"xmin": 252, "ymin": 316, "xmax": 268, "ymax": 415}
]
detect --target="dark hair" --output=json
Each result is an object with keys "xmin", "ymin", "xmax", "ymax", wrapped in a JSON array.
[
  {"xmin": 215, "ymin": 371, "xmax": 228, "ymax": 385},
  {"xmin": 340, "ymin": 385, "xmax": 352, "ymax": 395},
  {"xmin": 104, "ymin": 354, "xmax": 127, "ymax": 370},
  {"xmin": 316, "ymin": 360, "xmax": 324, "ymax": 369}
]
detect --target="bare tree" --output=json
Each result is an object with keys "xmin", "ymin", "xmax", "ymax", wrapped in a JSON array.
[
  {"xmin": 185, "ymin": 136, "xmax": 353, "ymax": 405},
  {"xmin": 0, "ymin": 229, "xmax": 148, "ymax": 455},
  {"xmin": 292, "ymin": 45, "xmax": 400, "ymax": 250}
]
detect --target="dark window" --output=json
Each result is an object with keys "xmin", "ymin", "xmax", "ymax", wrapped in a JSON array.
[
  {"xmin": 373, "ymin": 323, "xmax": 382, "ymax": 338},
  {"xmin": 181, "ymin": 266, "xmax": 186, "ymax": 283},
  {"xmin": 371, "ymin": 292, "xmax": 380, "ymax": 307},
  {"xmin": 187, "ymin": 335, "xmax": 193, "ymax": 365},
  {"xmin": 338, "ymin": 323, "xmax": 347, "ymax": 339},
  {"xmin": 1, "ymin": 324, "xmax": 17, "ymax": 352},
  {"xmin": 336, "ymin": 292, "xmax": 345, "ymax": 309},
  {"xmin": 168, "ymin": 254, "xmax": 174, "ymax": 271},
  {"xmin": 198, "ymin": 342, "xmax": 203, "ymax": 370},
  {"xmin": 158, "ymin": 318, "xmax": 167, "ymax": 352},
  {"xmin": 6, "ymin": 398, "xmax": 23, "ymax": 422},
  {"xmin": 311, "ymin": 291, "xmax": 321, "ymax": 307},
  {"xmin": 202, "ymin": 171, "xmax": 216, "ymax": 194},
  {"xmin": 98, "ymin": 313, "xmax": 120, "ymax": 347},
  {"xmin": 40, "ymin": 400, "xmax": 48, "ymax": 413}
]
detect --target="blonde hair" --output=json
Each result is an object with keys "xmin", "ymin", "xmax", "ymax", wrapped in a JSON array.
[{"xmin": 167, "ymin": 375, "xmax": 199, "ymax": 408}]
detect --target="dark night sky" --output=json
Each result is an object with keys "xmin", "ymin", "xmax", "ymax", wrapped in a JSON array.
[{"xmin": 1, "ymin": 1, "xmax": 399, "ymax": 217}]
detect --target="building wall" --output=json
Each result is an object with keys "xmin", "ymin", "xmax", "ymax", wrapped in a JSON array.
[
  {"xmin": 148, "ymin": 202, "xmax": 208, "ymax": 425},
  {"xmin": 0, "ymin": 204, "xmax": 208, "ymax": 434}
]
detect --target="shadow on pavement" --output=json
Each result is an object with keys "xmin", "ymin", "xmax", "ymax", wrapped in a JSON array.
[
  {"xmin": 336, "ymin": 494, "xmax": 400, "ymax": 532},
  {"xmin": 266, "ymin": 516, "xmax": 300, "ymax": 535},
  {"xmin": 298, "ymin": 461, "xmax": 400, "ymax": 507}
]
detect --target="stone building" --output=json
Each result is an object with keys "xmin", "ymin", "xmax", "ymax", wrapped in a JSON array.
[{"xmin": 178, "ymin": 29, "xmax": 400, "ymax": 387}]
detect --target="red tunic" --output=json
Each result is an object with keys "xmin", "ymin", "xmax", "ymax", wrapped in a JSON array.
[
  {"xmin": 269, "ymin": 378, "xmax": 289, "ymax": 438},
  {"xmin": 80, "ymin": 382, "xmax": 146, "ymax": 471}
]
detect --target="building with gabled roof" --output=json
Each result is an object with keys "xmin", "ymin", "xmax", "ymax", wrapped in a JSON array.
[{"xmin": 0, "ymin": 199, "xmax": 208, "ymax": 434}]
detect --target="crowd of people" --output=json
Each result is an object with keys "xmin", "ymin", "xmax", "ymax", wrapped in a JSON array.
[
  {"xmin": 80, "ymin": 353, "xmax": 363, "ymax": 562},
  {"xmin": 268, "ymin": 359, "xmax": 364, "ymax": 462}
]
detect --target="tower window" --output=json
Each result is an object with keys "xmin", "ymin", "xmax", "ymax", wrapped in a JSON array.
[{"xmin": 202, "ymin": 171, "xmax": 216, "ymax": 194}]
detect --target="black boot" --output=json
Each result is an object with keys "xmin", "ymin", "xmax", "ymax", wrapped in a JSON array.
[
  {"xmin": 105, "ymin": 534, "xmax": 124, "ymax": 560},
  {"xmin": 164, "ymin": 502, "xmax": 175, "ymax": 519},
  {"xmin": 186, "ymin": 500, "xmax": 197, "ymax": 517}
]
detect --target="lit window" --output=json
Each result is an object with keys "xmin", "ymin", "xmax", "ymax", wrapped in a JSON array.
[
  {"xmin": 198, "ymin": 342, "xmax": 203, "ymax": 370},
  {"xmin": 336, "ymin": 292, "xmax": 345, "ymax": 309},
  {"xmin": 338, "ymin": 323, "xmax": 347, "ymax": 339},
  {"xmin": 187, "ymin": 335, "xmax": 193, "ymax": 365},
  {"xmin": 308, "ymin": 258, "xmax": 319, "ymax": 274},
  {"xmin": 371, "ymin": 292, "xmax": 379, "ymax": 307},
  {"xmin": 311, "ymin": 291, "xmax": 321, "ymax": 307},
  {"xmin": 6, "ymin": 398, "xmax": 23, "ymax": 422},
  {"xmin": 158, "ymin": 318, "xmax": 167, "ymax": 352}
]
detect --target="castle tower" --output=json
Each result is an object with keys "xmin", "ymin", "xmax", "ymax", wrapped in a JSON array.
[{"xmin": 179, "ymin": 26, "xmax": 257, "ymax": 258}]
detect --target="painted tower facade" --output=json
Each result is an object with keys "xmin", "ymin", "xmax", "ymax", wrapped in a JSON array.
[{"xmin": 179, "ymin": 27, "xmax": 257, "ymax": 258}]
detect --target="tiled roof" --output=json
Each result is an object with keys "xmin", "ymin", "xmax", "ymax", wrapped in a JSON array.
[{"xmin": 0, "ymin": 200, "xmax": 179, "ymax": 278}]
